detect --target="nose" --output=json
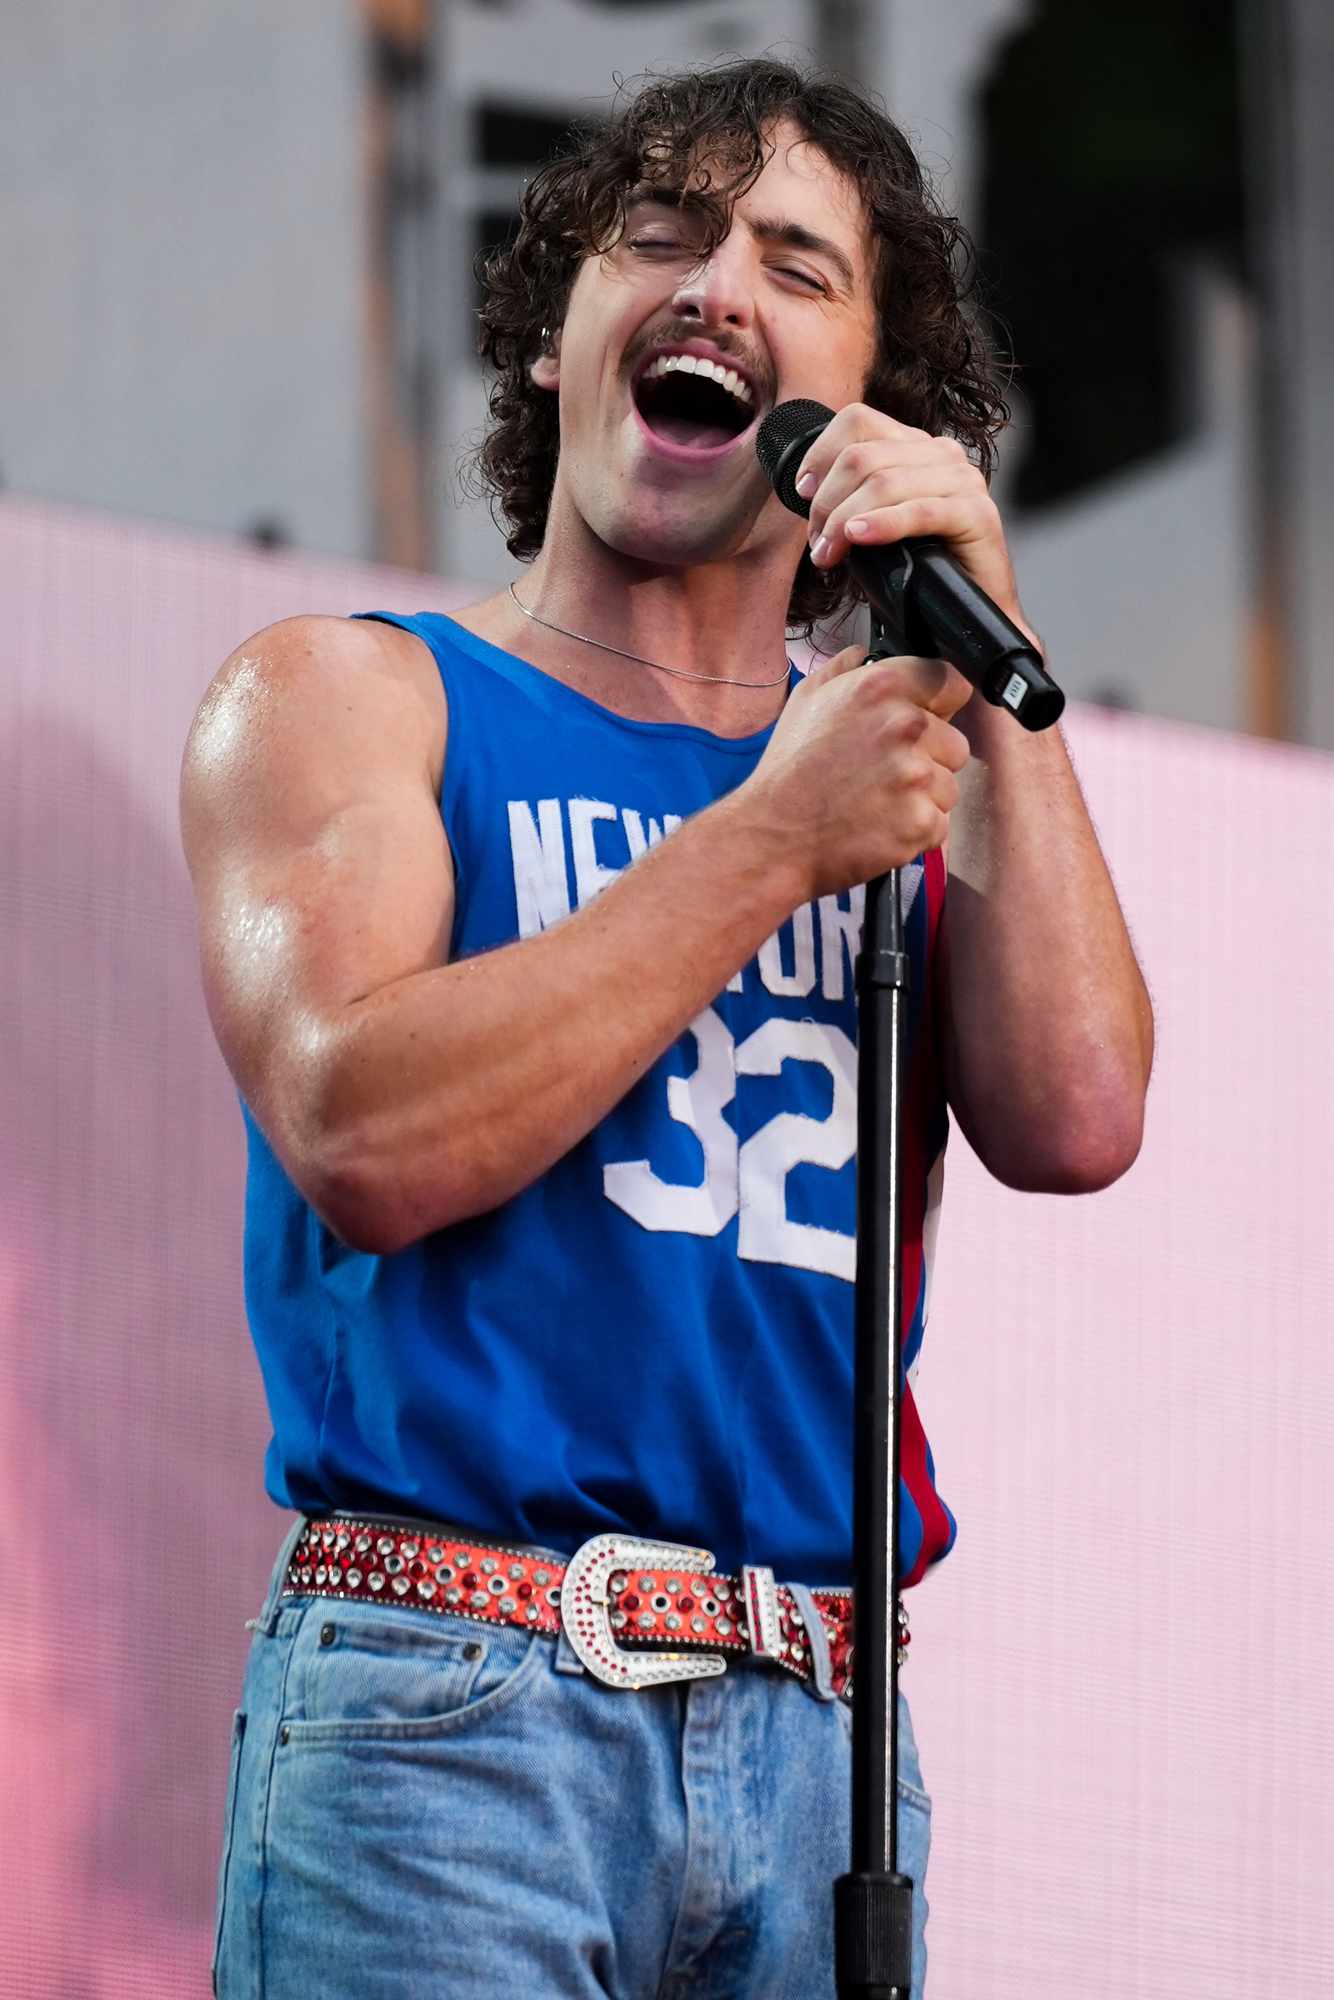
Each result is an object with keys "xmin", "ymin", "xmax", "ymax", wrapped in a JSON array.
[{"xmin": 669, "ymin": 235, "xmax": 755, "ymax": 330}]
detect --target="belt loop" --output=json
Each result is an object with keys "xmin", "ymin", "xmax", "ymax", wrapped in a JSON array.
[
  {"xmin": 252, "ymin": 1515, "xmax": 311, "ymax": 1636},
  {"xmin": 553, "ymin": 1625, "xmax": 587, "ymax": 1677},
  {"xmin": 788, "ymin": 1584, "xmax": 836, "ymax": 1701}
]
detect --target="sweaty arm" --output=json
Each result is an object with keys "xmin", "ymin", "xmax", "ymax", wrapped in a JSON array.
[
  {"xmin": 182, "ymin": 619, "xmax": 971, "ymax": 1255},
  {"xmin": 182, "ymin": 616, "xmax": 799, "ymax": 1253},
  {"xmin": 937, "ymin": 693, "xmax": 1154, "ymax": 1193}
]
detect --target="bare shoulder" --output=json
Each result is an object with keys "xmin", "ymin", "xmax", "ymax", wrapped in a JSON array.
[
  {"xmin": 184, "ymin": 612, "xmax": 444, "ymax": 773},
  {"xmin": 181, "ymin": 614, "xmax": 446, "ymax": 848},
  {"xmin": 180, "ymin": 614, "xmax": 458, "ymax": 1138}
]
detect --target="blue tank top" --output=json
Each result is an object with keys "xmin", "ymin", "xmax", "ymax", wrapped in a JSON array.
[{"xmin": 241, "ymin": 611, "xmax": 955, "ymax": 1586}]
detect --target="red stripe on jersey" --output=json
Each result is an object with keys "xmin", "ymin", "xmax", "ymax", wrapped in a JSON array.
[{"xmin": 898, "ymin": 847, "xmax": 952, "ymax": 1585}]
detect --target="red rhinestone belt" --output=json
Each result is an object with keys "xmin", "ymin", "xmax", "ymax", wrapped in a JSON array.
[{"xmin": 284, "ymin": 1519, "xmax": 911, "ymax": 1702}]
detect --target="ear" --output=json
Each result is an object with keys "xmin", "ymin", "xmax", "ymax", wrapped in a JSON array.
[{"xmin": 530, "ymin": 329, "xmax": 561, "ymax": 392}]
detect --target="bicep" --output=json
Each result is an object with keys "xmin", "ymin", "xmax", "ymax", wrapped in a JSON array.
[{"xmin": 181, "ymin": 615, "xmax": 452, "ymax": 1162}]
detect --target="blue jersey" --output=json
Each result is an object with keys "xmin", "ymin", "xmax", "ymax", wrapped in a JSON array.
[{"xmin": 241, "ymin": 611, "xmax": 955, "ymax": 1585}]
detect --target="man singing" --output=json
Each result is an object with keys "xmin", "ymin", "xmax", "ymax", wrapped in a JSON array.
[{"xmin": 184, "ymin": 56, "xmax": 1152, "ymax": 1999}]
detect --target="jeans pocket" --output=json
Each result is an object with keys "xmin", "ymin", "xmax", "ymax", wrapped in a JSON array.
[
  {"xmin": 281, "ymin": 1604, "xmax": 542, "ymax": 1743},
  {"xmin": 211, "ymin": 1709, "xmax": 246, "ymax": 1995}
]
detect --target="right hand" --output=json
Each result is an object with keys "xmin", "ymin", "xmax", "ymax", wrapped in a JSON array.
[{"xmin": 740, "ymin": 642, "xmax": 974, "ymax": 900}]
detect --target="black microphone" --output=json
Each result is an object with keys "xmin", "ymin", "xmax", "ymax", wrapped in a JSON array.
[{"xmin": 756, "ymin": 399, "xmax": 1064, "ymax": 732}]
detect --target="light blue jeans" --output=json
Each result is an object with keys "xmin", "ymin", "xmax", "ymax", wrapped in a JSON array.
[{"xmin": 213, "ymin": 1518, "xmax": 931, "ymax": 1997}]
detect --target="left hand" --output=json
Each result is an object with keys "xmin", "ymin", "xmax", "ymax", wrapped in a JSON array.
[{"xmin": 795, "ymin": 403, "xmax": 1038, "ymax": 646}]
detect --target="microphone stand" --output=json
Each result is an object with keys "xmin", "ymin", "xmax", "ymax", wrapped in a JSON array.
[
  {"xmin": 833, "ymin": 595, "xmax": 1063, "ymax": 1998},
  {"xmin": 833, "ymin": 611, "xmax": 916, "ymax": 2000}
]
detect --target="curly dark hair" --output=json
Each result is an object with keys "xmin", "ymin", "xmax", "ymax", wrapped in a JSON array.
[{"xmin": 471, "ymin": 56, "xmax": 1010, "ymax": 636}]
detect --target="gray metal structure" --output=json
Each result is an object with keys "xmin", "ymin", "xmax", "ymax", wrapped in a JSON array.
[
  {"xmin": 2, "ymin": 2, "xmax": 368, "ymax": 557},
  {"xmin": 1241, "ymin": 0, "xmax": 1334, "ymax": 748},
  {"xmin": 6, "ymin": 0, "xmax": 1324, "ymax": 743}
]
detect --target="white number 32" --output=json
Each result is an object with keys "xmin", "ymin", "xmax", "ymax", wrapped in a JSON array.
[{"xmin": 602, "ymin": 1007, "xmax": 857, "ymax": 1282}]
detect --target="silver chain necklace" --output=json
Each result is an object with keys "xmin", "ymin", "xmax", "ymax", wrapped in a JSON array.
[{"xmin": 507, "ymin": 581, "xmax": 791, "ymax": 689}]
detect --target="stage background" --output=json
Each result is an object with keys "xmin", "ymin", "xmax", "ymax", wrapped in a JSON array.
[{"xmin": 2, "ymin": 492, "xmax": 1331, "ymax": 1996}]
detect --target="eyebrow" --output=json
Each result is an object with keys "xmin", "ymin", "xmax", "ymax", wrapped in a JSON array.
[
  {"xmin": 624, "ymin": 187, "xmax": 859, "ymax": 294},
  {"xmin": 746, "ymin": 213, "xmax": 858, "ymax": 295}
]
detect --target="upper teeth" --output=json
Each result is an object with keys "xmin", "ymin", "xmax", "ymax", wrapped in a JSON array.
[{"xmin": 641, "ymin": 354, "xmax": 753, "ymax": 407}]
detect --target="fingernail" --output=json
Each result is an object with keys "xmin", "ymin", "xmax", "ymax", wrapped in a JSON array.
[
  {"xmin": 845, "ymin": 517, "xmax": 868, "ymax": 538},
  {"xmin": 795, "ymin": 472, "xmax": 817, "ymax": 499},
  {"xmin": 809, "ymin": 534, "xmax": 830, "ymax": 564}
]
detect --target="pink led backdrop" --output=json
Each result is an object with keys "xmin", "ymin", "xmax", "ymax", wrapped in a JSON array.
[{"xmin": 2, "ymin": 494, "xmax": 1330, "ymax": 1996}]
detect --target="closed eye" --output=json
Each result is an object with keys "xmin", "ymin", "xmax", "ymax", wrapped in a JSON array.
[{"xmin": 627, "ymin": 237, "xmax": 829, "ymax": 294}]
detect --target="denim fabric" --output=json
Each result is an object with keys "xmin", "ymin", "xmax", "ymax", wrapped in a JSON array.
[{"xmin": 213, "ymin": 1520, "xmax": 931, "ymax": 1998}]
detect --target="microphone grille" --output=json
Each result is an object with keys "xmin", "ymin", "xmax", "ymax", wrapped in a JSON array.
[{"xmin": 755, "ymin": 398, "xmax": 835, "ymax": 512}]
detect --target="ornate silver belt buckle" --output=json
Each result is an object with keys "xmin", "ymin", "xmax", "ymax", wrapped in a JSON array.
[{"xmin": 562, "ymin": 1534, "xmax": 728, "ymax": 1690}]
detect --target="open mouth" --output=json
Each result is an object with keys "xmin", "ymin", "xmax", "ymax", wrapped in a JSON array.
[{"xmin": 632, "ymin": 354, "xmax": 757, "ymax": 453}]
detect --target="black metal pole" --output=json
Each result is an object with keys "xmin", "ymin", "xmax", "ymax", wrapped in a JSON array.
[{"xmin": 834, "ymin": 855, "xmax": 914, "ymax": 2000}]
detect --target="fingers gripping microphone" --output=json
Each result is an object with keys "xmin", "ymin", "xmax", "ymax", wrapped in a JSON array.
[{"xmin": 756, "ymin": 399, "xmax": 1065, "ymax": 732}]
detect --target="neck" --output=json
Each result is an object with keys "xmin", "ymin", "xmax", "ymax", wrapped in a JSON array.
[{"xmin": 504, "ymin": 492, "xmax": 802, "ymax": 732}]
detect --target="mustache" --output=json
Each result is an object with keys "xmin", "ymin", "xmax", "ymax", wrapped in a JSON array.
[{"xmin": 625, "ymin": 323, "xmax": 773, "ymax": 402}]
